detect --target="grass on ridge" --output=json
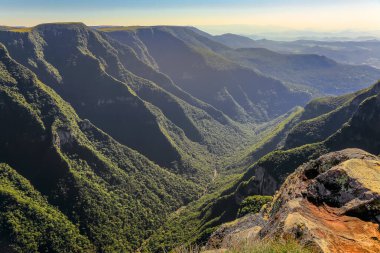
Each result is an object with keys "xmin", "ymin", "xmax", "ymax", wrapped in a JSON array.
[{"xmin": 173, "ymin": 239, "xmax": 315, "ymax": 253}]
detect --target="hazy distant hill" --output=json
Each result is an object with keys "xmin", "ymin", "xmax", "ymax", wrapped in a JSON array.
[
  {"xmin": 222, "ymin": 47, "xmax": 380, "ymax": 95},
  {"xmin": 211, "ymin": 33, "xmax": 257, "ymax": 49},
  {"xmin": 253, "ymin": 39, "xmax": 380, "ymax": 69},
  {"xmin": 213, "ymin": 34, "xmax": 380, "ymax": 69},
  {"xmin": 132, "ymin": 27, "xmax": 380, "ymax": 97},
  {"xmin": 103, "ymin": 26, "xmax": 309, "ymax": 122}
]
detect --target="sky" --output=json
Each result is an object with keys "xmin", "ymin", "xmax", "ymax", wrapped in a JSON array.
[{"xmin": 1, "ymin": 0, "xmax": 380, "ymax": 35}]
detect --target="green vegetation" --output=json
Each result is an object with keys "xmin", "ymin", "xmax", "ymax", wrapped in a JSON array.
[
  {"xmin": 221, "ymin": 47, "xmax": 380, "ymax": 96},
  {"xmin": 147, "ymin": 80, "xmax": 380, "ymax": 252},
  {"xmin": 0, "ymin": 23, "xmax": 310, "ymax": 252},
  {"xmin": 172, "ymin": 239, "xmax": 314, "ymax": 253},
  {"xmin": 237, "ymin": 195, "xmax": 273, "ymax": 217},
  {"xmin": 0, "ymin": 42, "xmax": 200, "ymax": 252},
  {"xmin": 284, "ymin": 82, "xmax": 379, "ymax": 149},
  {"xmin": 160, "ymin": 80, "xmax": 380, "ymax": 253},
  {"xmin": 230, "ymin": 107, "xmax": 304, "ymax": 171},
  {"xmin": 0, "ymin": 163, "xmax": 95, "ymax": 253},
  {"xmin": 223, "ymin": 239, "xmax": 315, "ymax": 253},
  {"xmin": 97, "ymin": 25, "xmax": 149, "ymax": 32},
  {"xmin": 3, "ymin": 27, "xmax": 33, "ymax": 33},
  {"xmin": 0, "ymin": 22, "xmax": 267, "ymax": 178},
  {"xmin": 104, "ymin": 26, "xmax": 309, "ymax": 122},
  {"xmin": 139, "ymin": 109, "xmax": 311, "ymax": 252},
  {"xmin": 1, "ymin": 22, "xmax": 379, "ymax": 253},
  {"xmin": 300, "ymin": 93, "xmax": 355, "ymax": 120}
]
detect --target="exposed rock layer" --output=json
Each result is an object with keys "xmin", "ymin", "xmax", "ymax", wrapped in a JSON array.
[{"xmin": 206, "ymin": 149, "xmax": 380, "ymax": 253}]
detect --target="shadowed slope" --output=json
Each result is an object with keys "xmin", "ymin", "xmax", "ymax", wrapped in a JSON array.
[
  {"xmin": 0, "ymin": 23, "xmax": 269, "ymax": 175},
  {"xmin": 0, "ymin": 43, "xmax": 199, "ymax": 252},
  {"xmin": 104, "ymin": 26, "xmax": 309, "ymax": 122}
]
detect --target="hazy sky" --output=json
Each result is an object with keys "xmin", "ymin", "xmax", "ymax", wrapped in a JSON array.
[{"xmin": 1, "ymin": 0, "xmax": 380, "ymax": 34}]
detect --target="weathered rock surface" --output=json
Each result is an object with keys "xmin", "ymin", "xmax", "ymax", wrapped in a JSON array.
[
  {"xmin": 206, "ymin": 213, "xmax": 266, "ymax": 250},
  {"xmin": 206, "ymin": 149, "xmax": 380, "ymax": 253}
]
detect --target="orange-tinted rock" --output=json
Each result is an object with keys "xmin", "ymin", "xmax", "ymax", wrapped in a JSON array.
[{"xmin": 206, "ymin": 149, "xmax": 380, "ymax": 253}]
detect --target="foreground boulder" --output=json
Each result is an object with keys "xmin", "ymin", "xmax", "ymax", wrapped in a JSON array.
[{"xmin": 206, "ymin": 149, "xmax": 380, "ymax": 253}]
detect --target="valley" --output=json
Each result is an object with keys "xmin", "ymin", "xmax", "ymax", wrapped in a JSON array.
[{"xmin": 0, "ymin": 21, "xmax": 379, "ymax": 253}]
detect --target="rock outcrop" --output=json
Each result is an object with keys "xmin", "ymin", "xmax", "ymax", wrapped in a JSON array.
[{"xmin": 206, "ymin": 149, "xmax": 380, "ymax": 253}]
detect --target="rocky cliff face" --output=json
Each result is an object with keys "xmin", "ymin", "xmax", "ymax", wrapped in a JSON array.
[{"xmin": 206, "ymin": 149, "xmax": 380, "ymax": 253}]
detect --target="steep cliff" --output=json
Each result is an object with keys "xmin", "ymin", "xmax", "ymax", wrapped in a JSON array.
[{"xmin": 206, "ymin": 149, "xmax": 380, "ymax": 253}]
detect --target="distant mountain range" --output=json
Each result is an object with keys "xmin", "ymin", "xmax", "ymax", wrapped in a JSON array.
[
  {"xmin": 205, "ymin": 32, "xmax": 380, "ymax": 70},
  {"xmin": 222, "ymin": 47, "xmax": 380, "ymax": 95},
  {"xmin": 101, "ymin": 26, "xmax": 308, "ymax": 122},
  {"xmin": 103, "ymin": 26, "xmax": 380, "ymax": 99}
]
